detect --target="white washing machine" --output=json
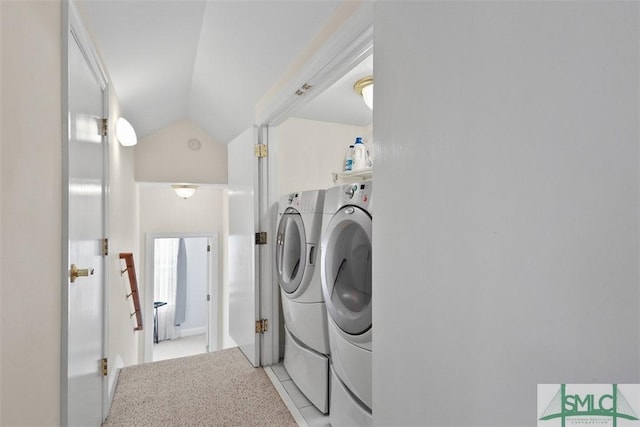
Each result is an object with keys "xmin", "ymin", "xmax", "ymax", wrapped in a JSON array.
[
  {"xmin": 276, "ymin": 189, "xmax": 330, "ymax": 414},
  {"xmin": 321, "ymin": 181, "xmax": 373, "ymax": 426}
]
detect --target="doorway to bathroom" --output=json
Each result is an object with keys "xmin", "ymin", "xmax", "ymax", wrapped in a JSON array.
[{"xmin": 144, "ymin": 232, "xmax": 219, "ymax": 362}]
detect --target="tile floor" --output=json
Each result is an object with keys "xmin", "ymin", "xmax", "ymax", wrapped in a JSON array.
[{"xmin": 265, "ymin": 362, "xmax": 331, "ymax": 427}]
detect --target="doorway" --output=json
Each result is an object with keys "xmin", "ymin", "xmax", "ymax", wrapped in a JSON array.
[{"xmin": 144, "ymin": 232, "xmax": 219, "ymax": 362}]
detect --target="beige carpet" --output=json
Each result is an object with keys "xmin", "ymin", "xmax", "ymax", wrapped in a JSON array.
[{"xmin": 103, "ymin": 347, "xmax": 297, "ymax": 426}]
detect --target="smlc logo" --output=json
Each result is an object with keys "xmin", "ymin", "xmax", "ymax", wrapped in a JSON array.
[{"xmin": 538, "ymin": 384, "xmax": 640, "ymax": 427}]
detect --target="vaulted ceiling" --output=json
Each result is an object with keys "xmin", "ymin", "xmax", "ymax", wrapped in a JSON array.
[{"xmin": 81, "ymin": 0, "xmax": 371, "ymax": 145}]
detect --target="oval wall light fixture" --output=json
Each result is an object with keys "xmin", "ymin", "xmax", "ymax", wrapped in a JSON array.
[
  {"xmin": 171, "ymin": 184, "xmax": 199, "ymax": 199},
  {"xmin": 354, "ymin": 76, "xmax": 373, "ymax": 110},
  {"xmin": 116, "ymin": 117, "xmax": 137, "ymax": 146}
]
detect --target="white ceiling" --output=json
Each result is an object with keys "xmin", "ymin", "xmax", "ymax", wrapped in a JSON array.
[
  {"xmin": 81, "ymin": 0, "xmax": 372, "ymax": 144},
  {"xmin": 293, "ymin": 53, "xmax": 373, "ymax": 127}
]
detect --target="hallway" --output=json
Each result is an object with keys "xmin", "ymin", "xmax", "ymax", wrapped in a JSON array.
[{"xmin": 105, "ymin": 348, "xmax": 296, "ymax": 426}]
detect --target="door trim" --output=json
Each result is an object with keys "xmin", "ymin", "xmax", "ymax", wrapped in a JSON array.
[{"xmin": 61, "ymin": 0, "xmax": 110, "ymax": 424}]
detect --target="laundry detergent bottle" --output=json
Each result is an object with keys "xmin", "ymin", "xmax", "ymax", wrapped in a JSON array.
[
  {"xmin": 352, "ymin": 137, "xmax": 369, "ymax": 171},
  {"xmin": 344, "ymin": 144, "xmax": 354, "ymax": 172}
]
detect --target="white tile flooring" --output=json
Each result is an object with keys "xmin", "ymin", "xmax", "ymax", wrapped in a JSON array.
[{"xmin": 265, "ymin": 362, "xmax": 331, "ymax": 427}]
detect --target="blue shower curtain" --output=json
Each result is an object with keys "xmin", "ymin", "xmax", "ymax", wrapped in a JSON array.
[{"xmin": 174, "ymin": 237, "xmax": 187, "ymax": 326}]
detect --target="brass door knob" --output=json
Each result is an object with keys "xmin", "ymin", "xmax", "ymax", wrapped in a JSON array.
[{"xmin": 70, "ymin": 264, "xmax": 94, "ymax": 283}]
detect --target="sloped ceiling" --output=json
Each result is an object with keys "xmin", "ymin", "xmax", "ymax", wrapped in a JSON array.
[{"xmin": 81, "ymin": 0, "xmax": 352, "ymax": 144}]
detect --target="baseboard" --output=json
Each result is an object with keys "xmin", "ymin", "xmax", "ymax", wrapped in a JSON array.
[{"xmin": 177, "ymin": 326, "xmax": 206, "ymax": 338}]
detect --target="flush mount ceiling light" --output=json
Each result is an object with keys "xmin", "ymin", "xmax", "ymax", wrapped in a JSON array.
[
  {"xmin": 115, "ymin": 117, "xmax": 137, "ymax": 146},
  {"xmin": 354, "ymin": 76, "xmax": 373, "ymax": 110},
  {"xmin": 171, "ymin": 184, "xmax": 199, "ymax": 199}
]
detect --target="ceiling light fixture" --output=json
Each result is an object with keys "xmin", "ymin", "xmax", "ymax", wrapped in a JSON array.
[
  {"xmin": 171, "ymin": 184, "xmax": 198, "ymax": 199},
  {"xmin": 115, "ymin": 117, "xmax": 137, "ymax": 146},
  {"xmin": 354, "ymin": 76, "xmax": 373, "ymax": 110}
]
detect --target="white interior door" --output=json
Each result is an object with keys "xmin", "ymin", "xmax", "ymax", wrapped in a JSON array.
[
  {"xmin": 64, "ymin": 7, "xmax": 108, "ymax": 425},
  {"xmin": 207, "ymin": 234, "xmax": 219, "ymax": 352},
  {"xmin": 228, "ymin": 126, "xmax": 261, "ymax": 366}
]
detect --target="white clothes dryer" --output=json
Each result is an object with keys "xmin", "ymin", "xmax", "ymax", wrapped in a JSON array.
[
  {"xmin": 276, "ymin": 189, "xmax": 330, "ymax": 414},
  {"xmin": 321, "ymin": 181, "xmax": 373, "ymax": 425}
]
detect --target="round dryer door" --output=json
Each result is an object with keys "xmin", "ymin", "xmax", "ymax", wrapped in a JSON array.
[
  {"xmin": 321, "ymin": 205, "xmax": 372, "ymax": 335},
  {"xmin": 276, "ymin": 208, "xmax": 307, "ymax": 294}
]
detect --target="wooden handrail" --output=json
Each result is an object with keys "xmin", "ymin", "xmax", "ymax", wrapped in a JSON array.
[{"xmin": 119, "ymin": 252, "xmax": 143, "ymax": 331}]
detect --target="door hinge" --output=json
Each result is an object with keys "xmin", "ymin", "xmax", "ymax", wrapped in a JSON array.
[
  {"xmin": 255, "ymin": 319, "xmax": 269, "ymax": 334},
  {"xmin": 254, "ymin": 144, "xmax": 268, "ymax": 158},
  {"xmin": 101, "ymin": 118, "xmax": 108, "ymax": 137},
  {"xmin": 101, "ymin": 358, "xmax": 108, "ymax": 376},
  {"xmin": 295, "ymin": 83, "xmax": 312, "ymax": 96},
  {"xmin": 206, "ymin": 294, "xmax": 211, "ymax": 302},
  {"xmin": 255, "ymin": 232, "xmax": 267, "ymax": 245},
  {"xmin": 103, "ymin": 238, "xmax": 109, "ymax": 256},
  {"xmin": 207, "ymin": 244, "xmax": 211, "ymax": 252}
]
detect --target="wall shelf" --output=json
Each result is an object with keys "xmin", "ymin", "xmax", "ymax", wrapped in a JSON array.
[{"xmin": 332, "ymin": 167, "xmax": 373, "ymax": 183}]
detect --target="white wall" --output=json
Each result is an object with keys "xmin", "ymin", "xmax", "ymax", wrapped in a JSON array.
[
  {"xmin": 373, "ymin": 2, "xmax": 639, "ymax": 426},
  {"xmin": 0, "ymin": 1, "xmax": 62, "ymax": 424},
  {"xmin": 107, "ymin": 86, "xmax": 141, "ymax": 380},
  {"xmin": 135, "ymin": 119, "xmax": 228, "ymax": 184},
  {"xmin": 276, "ymin": 117, "xmax": 369, "ymax": 195}
]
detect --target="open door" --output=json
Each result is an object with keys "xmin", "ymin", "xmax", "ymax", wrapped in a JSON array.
[
  {"xmin": 228, "ymin": 126, "xmax": 262, "ymax": 366},
  {"xmin": 62, "ymin": 2, "xmax": 109, "ymax": 424}
]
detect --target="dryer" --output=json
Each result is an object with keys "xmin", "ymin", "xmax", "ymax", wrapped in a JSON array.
[
  {"xmin": 276, "ymin": 189, "xmax": 330, "ymax": 414},
  {"xmin": 321, "ymin": 181, "xmax": 373, "ymax": 426}
]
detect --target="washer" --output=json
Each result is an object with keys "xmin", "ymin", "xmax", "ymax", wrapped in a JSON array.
[
  {"xmin": 321, "ymin": 181, "xmax": 373, "ymax": 425},
  {"xmin": 276, "ymin": 189, "xmax": 330, "ymax": 414}
]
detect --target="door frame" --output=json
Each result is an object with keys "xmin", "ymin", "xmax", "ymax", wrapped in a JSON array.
[
  {"xmin": 143, "ymin": 232, "xmax": 220, "ymax": 362},
  {"xmin": 255, "ymin": 3, "xmax": 373, "ymax": 366},
  {"xmin": 61, "ymin": 0, "xmax": 110, "ymax": 423}
]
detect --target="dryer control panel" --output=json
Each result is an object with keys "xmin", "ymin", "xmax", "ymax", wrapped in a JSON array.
[{"xmin": 280, "ymin": 189, "xmax": 325, "ymax": 214}]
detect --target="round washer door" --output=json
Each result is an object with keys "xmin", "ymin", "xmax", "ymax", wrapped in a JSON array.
[
  {"xmin": 321, "ymin": 205, "xmax": 372, "ymax": 335},
  {"xmin": 276, "ymin": 208, "xmax": 307, "ymax": 294}
]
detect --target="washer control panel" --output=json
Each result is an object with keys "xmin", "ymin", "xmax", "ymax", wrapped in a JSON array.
[{"xmin": 340, "ymin": 182, "xmax": 372, "ymax": 206}]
